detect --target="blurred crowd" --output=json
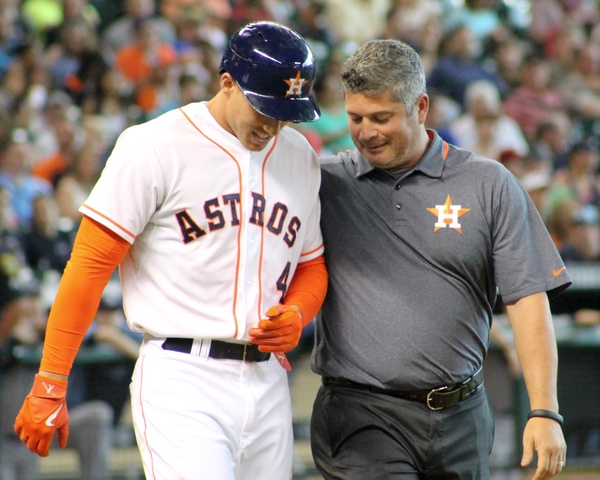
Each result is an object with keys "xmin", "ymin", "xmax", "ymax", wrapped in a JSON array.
[{"xmin": 1, "ymin": 0, "xmax": 600, "ymax": 477}]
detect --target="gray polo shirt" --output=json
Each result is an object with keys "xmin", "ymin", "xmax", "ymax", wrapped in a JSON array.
[{"xmin": 312, "ymin": 130, "xmax": 571, "ymax": 390}]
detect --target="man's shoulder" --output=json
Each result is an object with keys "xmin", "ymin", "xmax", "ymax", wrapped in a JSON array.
[
  {"xmin": 127, "ymin": 106, "xmax": 193, "ymax": 134},
  {"xmin": 446, "ymin": 144, "xmax": 515, "ymax": 185},
  {"xmin": 320, "ymin": 149, "xmax": 359, "ymax": 168}
]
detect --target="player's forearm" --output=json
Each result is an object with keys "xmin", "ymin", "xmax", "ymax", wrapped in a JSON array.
[
  {"xmin": 40, "ymin": 217, "xmax": 130, "ymax": 375},
  {"xmin": 506, "ymin": 291, "xmax": 559, "ymax": 411},
  {"xmin": 283, "ymin": 254, "xmax": 328, "ymax": 325}
]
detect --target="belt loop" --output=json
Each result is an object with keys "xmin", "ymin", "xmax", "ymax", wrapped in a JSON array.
[
  {"xmin": 190, "ymin": 339, "xmax": 202, "ymax": 356},
  {"xmin": 242, "ymin": 343, "xmax": 248, "ymax": 361},
  {"xmin": 198, "ymin": 339, "xmax": 211, "ymax": 359}
]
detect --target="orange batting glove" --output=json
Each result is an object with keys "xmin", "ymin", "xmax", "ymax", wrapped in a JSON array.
[
  {"xmin": 14, "ymin": 374, "xmax": 69, "ymax": 457},
  {"xmin": 249, "ymin": 305, "xmax": 303, "ymax": 353}
]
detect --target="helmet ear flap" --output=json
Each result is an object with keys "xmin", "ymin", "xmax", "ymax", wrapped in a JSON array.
[{"xmin": 219, "ymin": 21, "xmax": 320, "ymax": 123}]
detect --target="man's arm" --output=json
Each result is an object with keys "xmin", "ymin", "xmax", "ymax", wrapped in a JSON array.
[
  {"xmin": 40, "ymin": 216, "xmax": 131, "ymax": 376},
  {"xmin": 505, "ymin": 291, "xmax": 567, "ymax": 480},
  {"xmin": 14, "ymin": 216, "xmax": 130, "ymax": 456}
]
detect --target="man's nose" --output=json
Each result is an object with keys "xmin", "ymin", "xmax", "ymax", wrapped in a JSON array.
[{"xmin": 358, "ymin": 120, "xmax": 378, "ymax": 140}]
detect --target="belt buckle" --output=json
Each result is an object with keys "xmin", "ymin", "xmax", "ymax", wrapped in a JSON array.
[
  {"xmin": 242, "ymin": 343, "xmax": 248, "ymax": 361},
  {"xmin": 426, "ymin": 385, "xmax": 448, "ymax": 411}
]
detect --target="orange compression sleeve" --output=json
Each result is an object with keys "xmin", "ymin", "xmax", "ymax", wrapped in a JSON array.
[
  {"xmin": 283, "ymin": 255, "xmax": 328, "ymax": 326},
  {"xmin": 40, "ymin": 216, "xmax": 131, "ymax": 375}
]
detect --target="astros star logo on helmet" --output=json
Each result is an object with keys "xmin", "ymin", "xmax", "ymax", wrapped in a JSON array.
[{"xmin": 284, "ymin": 71, "xmax": 307, "ymax": 96}]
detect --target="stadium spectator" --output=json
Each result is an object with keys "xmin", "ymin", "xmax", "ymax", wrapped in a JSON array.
[
  {"xmin": 20, "ymin": 193, "xmax": 73, "ymax": 280},
  {"xmin": 100, "ymin": 0, "xmax": 176, "ymax": 58},
  {"xmin": 54, "ymin": 141, "xmax": 104, "ymax": 223},
  {"xmin": 114, "ymin": 18, "xmax": 177, "ymax": 90},
  {"xmin": 443, "ymin": 0, "xmax": 504, "ymax": 44},
  {"xmin": 289, "ymin": 0, "xmax": 336, "ymax": 74},
  {"xmin": 228, "ymin": 0, "xmax": 276, "ymax": 37},
  {"xmin": 528, "ymin": 0, "xmax": 567, "ymax": 57},
  {"xmin": 548, "ymin": 139, "xmax": 600, "ymax": 215},
  {"xmin": 529, "ymin": 113, "xmax": 573, "ymax": 171},
  {"xmin": 384, "ymin": 0, "xmax": 443, "ymax": 49},
  {"xmin": 0, "ymin": 1, "xmax": 36, "ymax": 79},
  {"xmin": 448, "ymin": 79, "xmax": 528, "ymax": 161},
  {"xmin": 503, "ymin": 55, "xmax": 566, "ymax": 142},
  {"xmin": 31, "ymin": 112, "xmax": 83, "ymax": 186},
  {"xmin": 427, "ymin": 23, "xmax": 507, "ymax": 109},
  {"xmin": 548, "ymin": 199, "xmax": 600, "ymax": 262},
  {"xmin": 0, "ymin": 130, "xmax": 52, "ymax": 226},
  {"xmin": 44, "ymin": 0, "xmax": 101, "ymax": 47},
  {"xmin": 321, "ymin": 0, "xmax": 390, "ymax": 45},
  {"xmin": 45, "ymin": 17, "xmax": 99, "ymax": 93},
  {"xmin": 485, "ymin": 33, "xmax": 529, "ymax": 90},
  {"xmin": 519, "ymin": 164, "xmax": 553, "ymax": 221},
  {"xmin": 557, "ymin": 41, "xmax": 600, "ymax": 144}
]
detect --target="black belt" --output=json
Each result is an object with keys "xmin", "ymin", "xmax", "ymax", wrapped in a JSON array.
[
  {"xmin": 323, "ymin": 368, "xmax": 484, "ymax": 410},
  {"xmin": 161, "ymin": 338, "xmax": 271, "ymax": 362}
]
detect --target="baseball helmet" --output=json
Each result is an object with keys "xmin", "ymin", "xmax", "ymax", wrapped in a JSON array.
[{"xmin": 219, "ymin": 21, "xmax": 320, "ymax": 123}]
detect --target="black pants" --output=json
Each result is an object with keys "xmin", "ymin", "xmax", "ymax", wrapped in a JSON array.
[{"xmin": 310, "ymin": 382, "xmax": 494, "ymax": 479}]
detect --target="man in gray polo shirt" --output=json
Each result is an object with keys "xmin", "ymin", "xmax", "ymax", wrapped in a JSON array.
[{"xmin": 310, "ymin": 39, "xmax": 570, "ymax": 479}]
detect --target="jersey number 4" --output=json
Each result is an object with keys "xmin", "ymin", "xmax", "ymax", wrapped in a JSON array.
[{"xmin": 276, "ymin": 262, "xmax": 291, "ymax": 304}]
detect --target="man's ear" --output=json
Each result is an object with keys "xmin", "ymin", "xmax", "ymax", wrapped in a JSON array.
[
  {"xmin": 220, "ymin": 72, "xmax": 236, "ymax": 95},
  {"xmin": 417, "ymin": 93, "xmax": 429, "ymax": 124}
]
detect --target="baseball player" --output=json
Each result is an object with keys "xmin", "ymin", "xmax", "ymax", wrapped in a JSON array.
[{"xmin": 14, "ymin": 21, "xmax": 328, "ymax": 480}]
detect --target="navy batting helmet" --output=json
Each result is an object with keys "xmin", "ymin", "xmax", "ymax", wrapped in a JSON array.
[{"xmin": 219, "ymin": 21, "xmax": 320, "ymax": 123}]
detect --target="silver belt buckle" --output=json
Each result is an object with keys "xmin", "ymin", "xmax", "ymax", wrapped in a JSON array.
[
  {"xmin": 242, "ymin": 343, "xmax": 248, "ymax": 361},
  {"xmin": 426, "ymin": 385, "xmax": 448, "ymax": 410}
]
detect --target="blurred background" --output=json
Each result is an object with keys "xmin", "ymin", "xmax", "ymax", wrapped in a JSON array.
[{"xmin": 1, "ymin": 0, "xmax": 600, "ymax": 478}]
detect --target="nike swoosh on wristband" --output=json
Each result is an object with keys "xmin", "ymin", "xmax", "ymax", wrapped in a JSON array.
[
  {"xmin": 552, "ymin": 267, "xmax": 566, "ymax": 276},
  {"xmin": 45, "ymin": 405, "xmax": 63, "ymax": 427}
]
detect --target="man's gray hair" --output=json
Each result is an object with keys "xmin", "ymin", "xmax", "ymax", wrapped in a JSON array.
[{"xmin": 341, "ymin": 39, "xmax": 426, "ymax": 115}]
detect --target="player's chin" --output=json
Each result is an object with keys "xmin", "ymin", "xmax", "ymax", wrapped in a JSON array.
[{"xmin": 243, "ymin": 133, "xmax": 272, "ymax": 151}]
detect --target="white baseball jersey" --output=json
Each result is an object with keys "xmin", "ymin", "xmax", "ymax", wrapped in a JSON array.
[{"xmin": 80, "ymin": 102, "xmax": 324, "ymax": 340}]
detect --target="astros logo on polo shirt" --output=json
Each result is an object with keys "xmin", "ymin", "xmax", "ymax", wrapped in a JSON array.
[
  {"xmin": 285, "ymin": 72, "xmax": 308, "ymax": 96},
  {"xmin": 427, "ymin": 195, "xmax": 470, "ymax": 233}
]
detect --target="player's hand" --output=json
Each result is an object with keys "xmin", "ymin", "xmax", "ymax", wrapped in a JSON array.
[
  {"xmin": 14, "ymin": 374, "xmax": 69, "ymax": 457},
  {"xmin": 248, "ymin": 305, "xmax": 303, "ymax": 353},
  {"xmin": 521, "ymin": 417, "xmax": 566, "ymax": 479}
]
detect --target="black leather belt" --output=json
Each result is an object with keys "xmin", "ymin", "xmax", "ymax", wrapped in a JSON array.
[
  {"xmin": 161, "ymin": 338, "xmax": 271, "ymax": 362},
  {"xmin": 323, "ymin": 368, "xmax": 484, "ymax": 410}
]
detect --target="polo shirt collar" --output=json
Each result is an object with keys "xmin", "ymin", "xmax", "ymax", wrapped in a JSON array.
[{"xmin": 354, "ymin": 129, "xmax": 446, "ymax": 179}]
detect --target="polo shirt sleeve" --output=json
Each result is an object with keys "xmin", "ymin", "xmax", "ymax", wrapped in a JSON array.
[{"xmin": 491, "ymin": 173, "xmax": 571, "ymax": 304}]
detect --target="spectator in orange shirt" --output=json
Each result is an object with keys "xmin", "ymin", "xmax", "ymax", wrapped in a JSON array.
[
  {"xmin": 31, "ymin": 113, "xmax": 82, "ymax": 187},
  {"xmin": 114, "ymin": 18, "xmax": 177, "ymax": 89}
]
